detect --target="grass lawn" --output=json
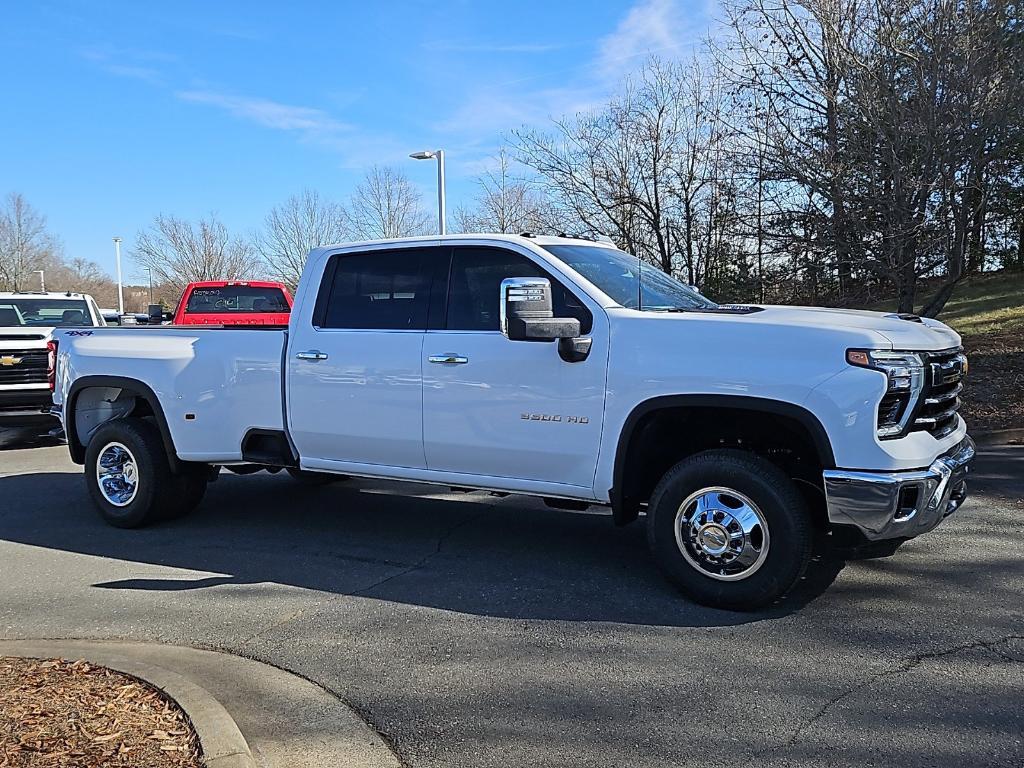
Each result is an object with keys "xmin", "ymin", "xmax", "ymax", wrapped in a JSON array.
[{"xmin": 869, "ymin": 270, "xmax": 1024, "ymax": 433}]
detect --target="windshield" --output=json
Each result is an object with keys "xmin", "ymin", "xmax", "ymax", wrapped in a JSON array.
[
  {"xmin": 541, "ymin": 245, "xmax": 717, "ymax": 311},
  {"xmin": 0, "ymin": 298, "xmax": 95, "ymax": 327},
  {"xmin": 184, "ymin": 286, "xmax": 289, "ymax": 314}
]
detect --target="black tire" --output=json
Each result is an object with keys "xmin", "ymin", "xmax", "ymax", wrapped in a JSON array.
[
  {"xmin": 646, "ymin": 449, "xmax": 813, "ymax": 611},
  {"xmin": 286, "ymin": 468, "xmax": 348, "ymax": 485},
  {"xmin": 84, "ymin": 418, "xmax": 186, "ymax": 528},
  {"xmin": 162, "ymin": 465, "xmax": 209, "ymax": 521}
]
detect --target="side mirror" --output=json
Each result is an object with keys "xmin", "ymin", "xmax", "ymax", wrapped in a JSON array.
[
  {"xmin": 148, "ymin": 304, "xmax": 164, "ymax": 322},
  {"xmin": 500, "ymin": 277, "xmax": 580, "ymax": 341}
]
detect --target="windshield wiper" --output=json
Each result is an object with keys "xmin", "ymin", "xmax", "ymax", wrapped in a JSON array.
[{"xmin": 647, "ymin": 305, "xmax": 764, "ymax": 315}]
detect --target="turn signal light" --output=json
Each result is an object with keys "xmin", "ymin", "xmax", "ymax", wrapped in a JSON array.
[
  {"xmin": 846, "ymin": 350, "xmax": 871, "ymax": 367},
  {"xmin": 46, "ymin": 340, "xmax": 58, "ymax": 391}
]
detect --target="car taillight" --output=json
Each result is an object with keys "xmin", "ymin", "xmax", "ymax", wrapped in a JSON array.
[{"xmin": 46, "ymin": 340, "xmax": 58, "ymax": 391}]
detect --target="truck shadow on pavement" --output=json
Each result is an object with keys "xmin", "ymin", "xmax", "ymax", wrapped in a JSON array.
[
  {"xmin": 0, "ymin": 466, "xmax": 854, "ymax": 627},
  {"xmin": 0, "ymin": 426, "xmax": 63, "ymax": 451}
]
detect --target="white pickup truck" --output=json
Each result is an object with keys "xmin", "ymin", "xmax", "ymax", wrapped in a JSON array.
[
  {"xmin": 52, "ymin": 234, "xmax": 974, "ymax": 610},
  {"xmin": 1, "ymin": 291, "xmax": 105, "ymax": 428}
]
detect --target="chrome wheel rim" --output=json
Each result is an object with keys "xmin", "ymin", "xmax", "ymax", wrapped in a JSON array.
[
  {"xmin": 96, "ymin": 442, "xmax": 140, "ymax": 507},
  {"xmin": 674, "ymin": 486, "xmax": 770, "ymax": 581}
]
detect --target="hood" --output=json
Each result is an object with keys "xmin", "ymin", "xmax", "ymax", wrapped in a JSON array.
[
  {"xmin": 620, "ymin": 303, "xmax": 963, "ymax": 352},
  {"xmin": 0, "ymin": 327, "xmax": 54, "ymax": 345},
  {"xmin": 751, "ymin": 305, "xmax": 961, "ymax": 350}
]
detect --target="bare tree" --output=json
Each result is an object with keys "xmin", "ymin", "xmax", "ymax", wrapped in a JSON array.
[
  {"xmin": 513, "ymin": 56, "xmax": 733, "ymax": 286},
  {"xmin": 717, "ymin": 0, "xmax": 867, "ymax": 299},
  {"xmin": 348, "ymin": 166, "xmax": 431, "ymax": 240},
  {"xmin": 514, "ymin": 102, "xmax": 652, "ymax": 262},
  {"xmin": 454, "ymin": 149, "xmax": 555, "ymax": 234},
  {"xmin": 0, "ymin": 193, "xmax": 61, "ymax": 291},
  {"xmin": 132, "ymin": 214, "xmax": 261, "ymax": 296},
  {"xmin": 46, "ymin": 257, "xmax": 117, "ymax": 304},
  {"xmin": 257, "ymin": 190, "xmax": 348, "ymax": 288},
  {"xmin": 917, "ymin": 0, "xmax": 1020, "ymax": 315}
]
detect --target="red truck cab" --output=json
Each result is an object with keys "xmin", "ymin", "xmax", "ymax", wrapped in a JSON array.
[{"xmin": 172, "ymin": 281, "xmax": 293, "ymax": 326}]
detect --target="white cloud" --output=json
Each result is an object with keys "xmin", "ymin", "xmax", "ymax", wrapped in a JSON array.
[
  {"xmin": 172, "ymin": 90, "xmax": 423, "ymax": 171},
  {"xmin": 80, "ymin": 46, "xmax": 178, "ymax": 64},
  {"xmin": 436, "ymin": 83, "xmax": 606, "ymax": 139},
  {"xmin": 80, "ymin": 46, "xmax": 176, "ymax": 85},
  {"xmin": 432, "ymin": 0, "xmax": 698, "ymax": 172},
  {"xmin": 597, "ymin": 0, "xmax": 690, "ymax": 78},
  {"xmin": 423, "ymin": 41, "xmax": 563, "ymax": 54},
  {"xmin": 101, "ymin": 64, "xmax": 163, "ymax": 84},
  {"xmin": 175, "ymin": 90, "xmax": 351, "ymax": 135}
]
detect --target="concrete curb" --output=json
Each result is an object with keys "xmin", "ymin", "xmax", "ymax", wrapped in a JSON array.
[
  {"xmin": 0, "ymin": 640, "xmax": 402, "ymax": 768},
  {"xmin": 0, "ymin": 640, "xmax": 254, "ymax": 768},
  {"xmin": 972, "ymin": 428, "xmax": 1024, "ymax": 446}
]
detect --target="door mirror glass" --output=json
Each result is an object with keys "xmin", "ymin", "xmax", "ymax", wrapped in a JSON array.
[{"xmin": 500, "ymin": 277, "xmax": 581, "ymax": 341}]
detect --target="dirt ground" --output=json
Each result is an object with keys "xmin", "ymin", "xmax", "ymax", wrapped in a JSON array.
[
  {"xmin": 0, "ymin": 657, "xmax": 201, "ymax": 768},
  {"xmin": 960, "ymin": 329, "xmax": 1024, "ymax": 434}
]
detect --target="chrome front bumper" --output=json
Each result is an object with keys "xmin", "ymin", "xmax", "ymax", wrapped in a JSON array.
[{"xmin": 822, "ymin": 436, "xmax": 976, "ymax": 542}]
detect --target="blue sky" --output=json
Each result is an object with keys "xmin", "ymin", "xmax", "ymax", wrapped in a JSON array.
[{"xmin": 1, "ymin": 0, "xmax": 711, "ymax": 279}]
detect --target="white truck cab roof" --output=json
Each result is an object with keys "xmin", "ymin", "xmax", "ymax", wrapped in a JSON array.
[
  {"xmin": 0, "ymin": 290, "xmax": 93, "ymax": 299},
  {"xmin": 0, "ymin": 291, "xmax": 105, "ymax": 330}
]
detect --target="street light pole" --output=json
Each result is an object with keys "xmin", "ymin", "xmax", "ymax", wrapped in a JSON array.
[
  {"xmin": 409, "ymin": 149, "xmax": 446, "ymax": 235},
  {"xmin": 113, "ymin": 237, "xmax": 124, "ymax": 315},
  {"xmin": 146, "ymin": 267, "xmax": 153, "ymax": 304},
  {"xmin": 436, "ymin": 149, "xmax": 446, "ymax": 236},
  {"xmin": 35, "ymin": 270, "xmax": 45, "ymax": 292}
]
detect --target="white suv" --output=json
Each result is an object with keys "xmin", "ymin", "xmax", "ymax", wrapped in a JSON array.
[{"xmin": 0, "ymin": 291, "xmax": 105, "ymax": 428}]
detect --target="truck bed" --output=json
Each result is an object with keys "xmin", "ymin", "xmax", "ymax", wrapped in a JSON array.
[{"xmin": 55, "ymin": 326, "xmax": 286, "ymax": 463}]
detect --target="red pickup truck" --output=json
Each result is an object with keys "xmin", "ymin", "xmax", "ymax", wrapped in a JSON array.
[{"xmin": 172, "ymin": 281, "xmax": 293, "ymax": 326}]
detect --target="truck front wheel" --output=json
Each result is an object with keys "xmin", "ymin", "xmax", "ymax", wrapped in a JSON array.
[
  {"xmin": 84, "ymin": 418, "xmax": 200, "ymax": 528},
  {"xmin": 646, "ymin": 449, "xmax": 812, "ymax": 611}
]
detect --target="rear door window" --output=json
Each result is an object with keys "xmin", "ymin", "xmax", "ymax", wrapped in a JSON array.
[{"xmin": 315, "ymin": 248, "xmax": 444, "ymax": 330}]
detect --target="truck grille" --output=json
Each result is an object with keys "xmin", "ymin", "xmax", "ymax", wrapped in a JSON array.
[
  {"xmin": 912, "ymin": 349, "xmax": 965, "ymax": 439},
  {"xmin": 0, "ymin": 348, "xmax": 48, "ymax": 385}
]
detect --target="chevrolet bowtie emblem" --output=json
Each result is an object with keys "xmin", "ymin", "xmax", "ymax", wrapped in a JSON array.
[{"xmin": 0, "ymin": 355, "xmax": 23, "ymax": 367}]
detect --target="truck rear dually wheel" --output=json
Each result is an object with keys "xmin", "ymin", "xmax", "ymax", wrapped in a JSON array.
[
  {"xmin": 646, "ymin": 449, "xmax": 812, "ymax": 611},
  {"xmin": 85, "ymin": 418, "xmax": 202, "ymax": 528}
]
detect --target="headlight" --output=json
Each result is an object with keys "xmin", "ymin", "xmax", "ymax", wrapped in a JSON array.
[{"xmin": 847, "ymin": 349, "xmax": 926, "ymax": 438}]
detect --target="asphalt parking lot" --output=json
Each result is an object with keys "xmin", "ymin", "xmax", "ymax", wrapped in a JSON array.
[{"xmin": 1, "ymin": 427, "xmax": 1021, "ymax": 768}]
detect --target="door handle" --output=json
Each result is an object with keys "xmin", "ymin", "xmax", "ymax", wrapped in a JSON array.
[
  {"xmin": 428, "ymin": 353, "xmax": 469, "ymax": 365},
  {"xmin": 296, "ymin": 350, "xmax": 329, "ymax": 361}
]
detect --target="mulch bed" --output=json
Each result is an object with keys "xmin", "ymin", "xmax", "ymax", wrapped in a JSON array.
[
  {"xmin": 0, "ymin": 657, "xmax": 201, "ymax": 768},
  {"xmin": 961, "ymin": 330, "xmax": 1024, "ymax": 434}
]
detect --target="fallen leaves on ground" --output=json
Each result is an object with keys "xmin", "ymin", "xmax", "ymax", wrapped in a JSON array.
[
  {"xmin": 0, "ymin": 657, "xmax": 201, "ymax": 768},
  {"xmin": 961, "ymin": 329, "xmax": 1024, "ymax": 435}
]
